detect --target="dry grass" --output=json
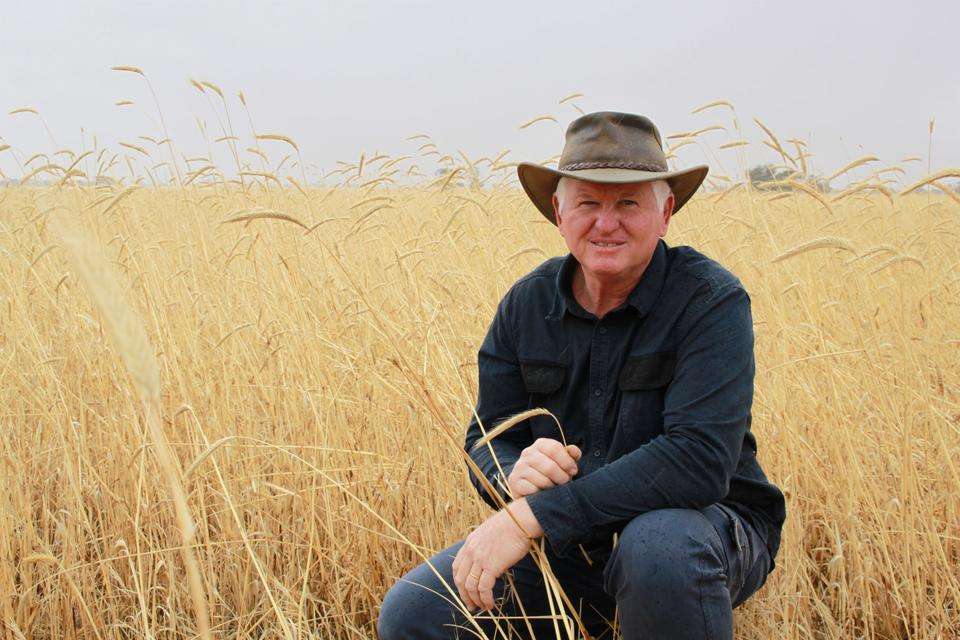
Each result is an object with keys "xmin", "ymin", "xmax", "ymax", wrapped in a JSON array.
[{"xmin": 1, "ymin": 95, "xmax": 958, "ymax": 639}]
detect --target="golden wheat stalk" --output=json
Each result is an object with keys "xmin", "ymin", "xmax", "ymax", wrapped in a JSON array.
[
  {"xmin": 900, "ymin": 169, "xmax": 960, "ymax": 195},
  {"xmin": 381, "ymin": 155, "xmax": 411, "ymax": 170},
  {"xmin": 184, "ymin": 436, "xmax": 240, "ymax": 477},
  {"xmin": 256, "ymin": 133, "xmax": 300, "ymax": 152},
  {"xmin": 286, "ymin": 175, "xmax": 310, "ymax": 199},
  {"xmin": 199, "ymin": 80, "xmax": 224, "ymax": 98},
  {"xmin": 471, "ymin": 408, "xmax": 566, "ymax": 450},
  {"xmin": 431, "ymin": 167, "xmax": 464, "ymax": 191},
  {"xmin": 222, "ymin": 209, "xmax": 309, "ymax": 230},
  {"xmin": 754, "ymin": 118, "xmax": 796, "ymax": 168},
  {"xmin": 110, "ymin": 65, "xmax": 144, "ymax": 75},
  {"xmin": 351, "ymin": 196, "xmax": 395, "ymax": 210},
  {"xmin": 19, "ymin": 164, "xmax": 62, "ymax": 184},
  {"xmin": 42, "ymin": 193, "xmax": 211, "ymax": 640},
  {"xmin": 869, "ymin": 255, "xmax": 925, "ymax": 274},
  {"xmin": 518, "ymin": 115, "xmax": 558, "ymax": 130},
  {"xmin": 844, "ymin": 244, "xmax": 898, "ymax": 264},
  {"xmin": 100, "ymin": 186, "xmax": 140, "ymax": 216},
  {"xmin": 771, "ymin": 237, "xmax": 857, "ymax": 263},
  {"xmin": 826, "ymin": 155, "xmax": 879, "ymax": 182},
  {"xmin": 184, "ymin": 165, "xmax": 217, "ymax": 186},
  {"xmin": 693, "ymin": 125, "xmax": 726, "ymax": 136},
  {"xmin": 238, "ymin": 171, "xmax": 283, "ymax": 187},
  {"xmin": 786, "ymin": 179, "xmax": 835, "ymax": 215},
  {"xmin": 831, "ymin": 182, "xmax": 893, "ymax": 203},
  {"xmin": 691, "ymin": 99, "xmax": 734, "ymax": 114},
  {"xmin": 119, "ymin": 141, "xmax": 150, "ymax": 157},
  {"xmin": 506, "ymin": 247, "xmax": 549, "ymax": 262}
]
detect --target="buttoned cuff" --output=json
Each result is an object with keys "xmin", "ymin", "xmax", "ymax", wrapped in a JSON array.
[
  {"xmin": 470, "ymin": 460, "xmax": 517, "ymax": 510},
  {"xmin": 525, "ymin": 484, "xmax": 589, "ymax": 557}
]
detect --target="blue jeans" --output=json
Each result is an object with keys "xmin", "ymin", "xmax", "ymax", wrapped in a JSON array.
[{"xmin": 377, "ymin": 504, "xmax": 772, "ymax": 639}]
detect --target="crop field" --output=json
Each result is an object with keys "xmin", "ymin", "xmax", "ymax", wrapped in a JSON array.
[{"xmin": 0, "ymin": 94, "xmax": 958, "ymax": 639}]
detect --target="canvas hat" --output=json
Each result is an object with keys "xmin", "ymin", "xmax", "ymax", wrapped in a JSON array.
[{"xmin": 517, "ymin": 111, "xmax": 709, "ymax": 224}]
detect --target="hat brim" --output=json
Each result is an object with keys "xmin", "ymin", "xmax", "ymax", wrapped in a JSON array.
[{"xmin": 517, "ymin": 163, "xmax": 709, "ymax": 225}]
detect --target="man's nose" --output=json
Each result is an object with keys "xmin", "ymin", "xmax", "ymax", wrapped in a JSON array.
[{"xmin": 594, "ymin": 205, "xmax": 619, "ymax": 232}]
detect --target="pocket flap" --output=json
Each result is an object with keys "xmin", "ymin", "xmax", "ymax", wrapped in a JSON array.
[
  {"xmin": 619, "ymin": 351, "xmax": 676, "ymax": 390},
  {"xmin": 520, "ymin": 361, "xmax": 566, "ymax": 394}
]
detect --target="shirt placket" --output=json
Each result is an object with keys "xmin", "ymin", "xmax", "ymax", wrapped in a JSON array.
[{"xmin": 588, "ymin": 321, "xmax": 609, "ymax": 467}]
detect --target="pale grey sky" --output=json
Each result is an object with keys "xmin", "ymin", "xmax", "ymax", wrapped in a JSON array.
[{"xmin": 2, "ymin": 0, "xmax": 958, "ymax": 186}]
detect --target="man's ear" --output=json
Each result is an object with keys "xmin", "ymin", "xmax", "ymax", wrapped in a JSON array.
[
  {"xmin": 552, "ymin": 193, "xmax": 562, "ymax": 226},
  {"xmin": 660, "ymin": 192, "xmax": 675, "ymax": 236}
]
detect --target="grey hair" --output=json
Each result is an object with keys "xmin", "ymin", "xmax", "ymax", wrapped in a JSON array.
[{"xmin": 554, "ymin": 176, "xmax": 671, "ymax": 213}]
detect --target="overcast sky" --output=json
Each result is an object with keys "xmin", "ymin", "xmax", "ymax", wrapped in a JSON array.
[{"xmin": 2, "ymin": 0, "xmax": 958, "ymax": 186}]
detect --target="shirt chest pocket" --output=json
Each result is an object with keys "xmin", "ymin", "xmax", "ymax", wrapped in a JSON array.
[
  {"xmin": 519, "ymin": 360, "xmax": 567, "ymax": 441},
  {"xmin": 613, "ymin": 351, "xmax": 676, "ymax": 453}
]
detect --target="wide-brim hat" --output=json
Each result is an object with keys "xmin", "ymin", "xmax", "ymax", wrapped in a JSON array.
[{"xmin": 517, "ymin": 111, "xmax": 709, "ymax": 225}]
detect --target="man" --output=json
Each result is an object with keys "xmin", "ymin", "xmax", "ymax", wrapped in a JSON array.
[{"xmin": 378, "ymin": 112, "xmax": 786, "ymax": 639}]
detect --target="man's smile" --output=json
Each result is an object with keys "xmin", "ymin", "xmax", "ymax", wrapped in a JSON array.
[{"xmin": 590, "ymin": 240, "xmax": 626, "ymax": 248}]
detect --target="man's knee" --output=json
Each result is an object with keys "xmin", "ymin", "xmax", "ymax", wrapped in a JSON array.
[
  {"xmin": 377, "ymin": 544, "xmax": 464, "ymax": 640},
  {"xmin": 376, "ymin": 578, "xmax": 406, "ymax": 640},
  {"xmin": 604, "ymin": 508, "xmax": 723, "ymax": 599},
  {"xmin": 378, "ymin": 575, "xmax": 457, "ymax": 640},
  {"xmin": 377, "ymin": 578, "xmax": 420, "ymax": 640}
]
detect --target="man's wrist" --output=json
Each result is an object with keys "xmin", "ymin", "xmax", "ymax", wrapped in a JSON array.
[{"xmin": 502, "ymin": 497, "xmax": 543, "ymax": 540}]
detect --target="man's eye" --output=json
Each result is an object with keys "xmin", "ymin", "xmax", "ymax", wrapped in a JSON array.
[
  {"xmin": 621, "ymin": 199, "xmax": 639, "ymax": 206},
  {"xmin": 579, "ymin": 200, "xmax": 598, "ymax": 206}
]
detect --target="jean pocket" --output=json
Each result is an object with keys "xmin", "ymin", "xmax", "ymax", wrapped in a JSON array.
[
  {"xmin": 732, "ymin": 538, "xmax": 771, "ymax": 608},
  {"xmin": 712, "ymin": 504, "xmax": 750, "ymax": 596},
  {"xmin": 717, "ymin": 505, "xmax": 774, "ymax": 608}
]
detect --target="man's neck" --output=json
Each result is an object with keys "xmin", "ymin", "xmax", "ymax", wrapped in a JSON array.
[{"xmin": 572, "ymin": 263, "xmax": 647, "ymax": 319}]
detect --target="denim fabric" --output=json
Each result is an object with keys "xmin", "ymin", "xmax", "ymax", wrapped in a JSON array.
[
  {"xmin": 463, "ymin": 240, "xmax": 785, "ymax": 565},
  {"xmin": 377, "ymin": 504, "xmax": 772, "ymax": 639}
]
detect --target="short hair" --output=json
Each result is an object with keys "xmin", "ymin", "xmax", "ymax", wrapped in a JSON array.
[{"xmin": 554, "ymin": 176, "xmax": 671, "ymax": 213}]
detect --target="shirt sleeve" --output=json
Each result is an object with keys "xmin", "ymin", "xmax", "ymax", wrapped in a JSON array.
[
  {"xmin": 464, "ymin": 292, "xmax": 533, "ymax": 510},
  {"xmin": 526, "ymin": 283, "xmax": 755, "ymax": 556}
]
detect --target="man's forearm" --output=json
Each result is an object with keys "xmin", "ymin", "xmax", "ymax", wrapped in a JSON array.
[
  {"xmin": 503, "ymin": 497, "xmax": 543, "ymax": 539},
  {"xmin": 525, "ymin": 430, "xmax": 738, "ymax": 555}
]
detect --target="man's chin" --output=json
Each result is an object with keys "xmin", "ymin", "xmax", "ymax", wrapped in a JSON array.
[{"xmin": 581, "ymin": 259, "xmax": 628, "ymax": 279}]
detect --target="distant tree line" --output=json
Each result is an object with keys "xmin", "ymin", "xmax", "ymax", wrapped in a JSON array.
[
  {"xmin": 748, "ymin": 164, "xmax": 830, "ymax": 192},
  {"xmin": 748, "ymin": 163, "xmax": 960, "ymax": 194}
]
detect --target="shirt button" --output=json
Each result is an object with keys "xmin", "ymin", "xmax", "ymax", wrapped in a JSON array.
[
  {"xmin": 593, "ymin": 450, "xmax": 602, "ymax": 458},
  {"xmin": 599, "ymin": 327, "xmax": 608, "ymax": 335},
  {"xmin": 594, "ymin": 389, "xmax": 602, "ymax": 397}
]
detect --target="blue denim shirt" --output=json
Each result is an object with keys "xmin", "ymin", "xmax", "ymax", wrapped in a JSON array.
[{"xmin": 464, "ymin": 239, "xmax": 786, "ymax": 566}]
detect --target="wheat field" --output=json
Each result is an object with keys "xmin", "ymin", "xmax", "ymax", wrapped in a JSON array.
[{"xmin": 1, "ymin": 91, "xmax": 958, "ymax": 639}]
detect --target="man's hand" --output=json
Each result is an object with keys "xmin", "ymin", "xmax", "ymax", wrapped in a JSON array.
[
  {"xmin": 452, "ymin": 499, "xmax": 543, "ymax": 611},
  {"xmin": 507, "ymin": 438, "xmax": 582, "ymax": 498}
]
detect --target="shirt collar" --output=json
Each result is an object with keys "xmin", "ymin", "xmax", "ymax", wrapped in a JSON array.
[{"xmin": 546, "ymin": 238, "xmax": 668, "ymax": 321}]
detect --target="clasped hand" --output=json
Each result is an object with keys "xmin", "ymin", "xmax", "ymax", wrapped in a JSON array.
[{"xmin": 508, "ymin": 437, "xmax": 582, "ymax": 498}]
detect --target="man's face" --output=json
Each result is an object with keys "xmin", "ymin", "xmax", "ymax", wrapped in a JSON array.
[{"xmin": 552, "ymin": 179, "xmax": 674, "ymax": 282}]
